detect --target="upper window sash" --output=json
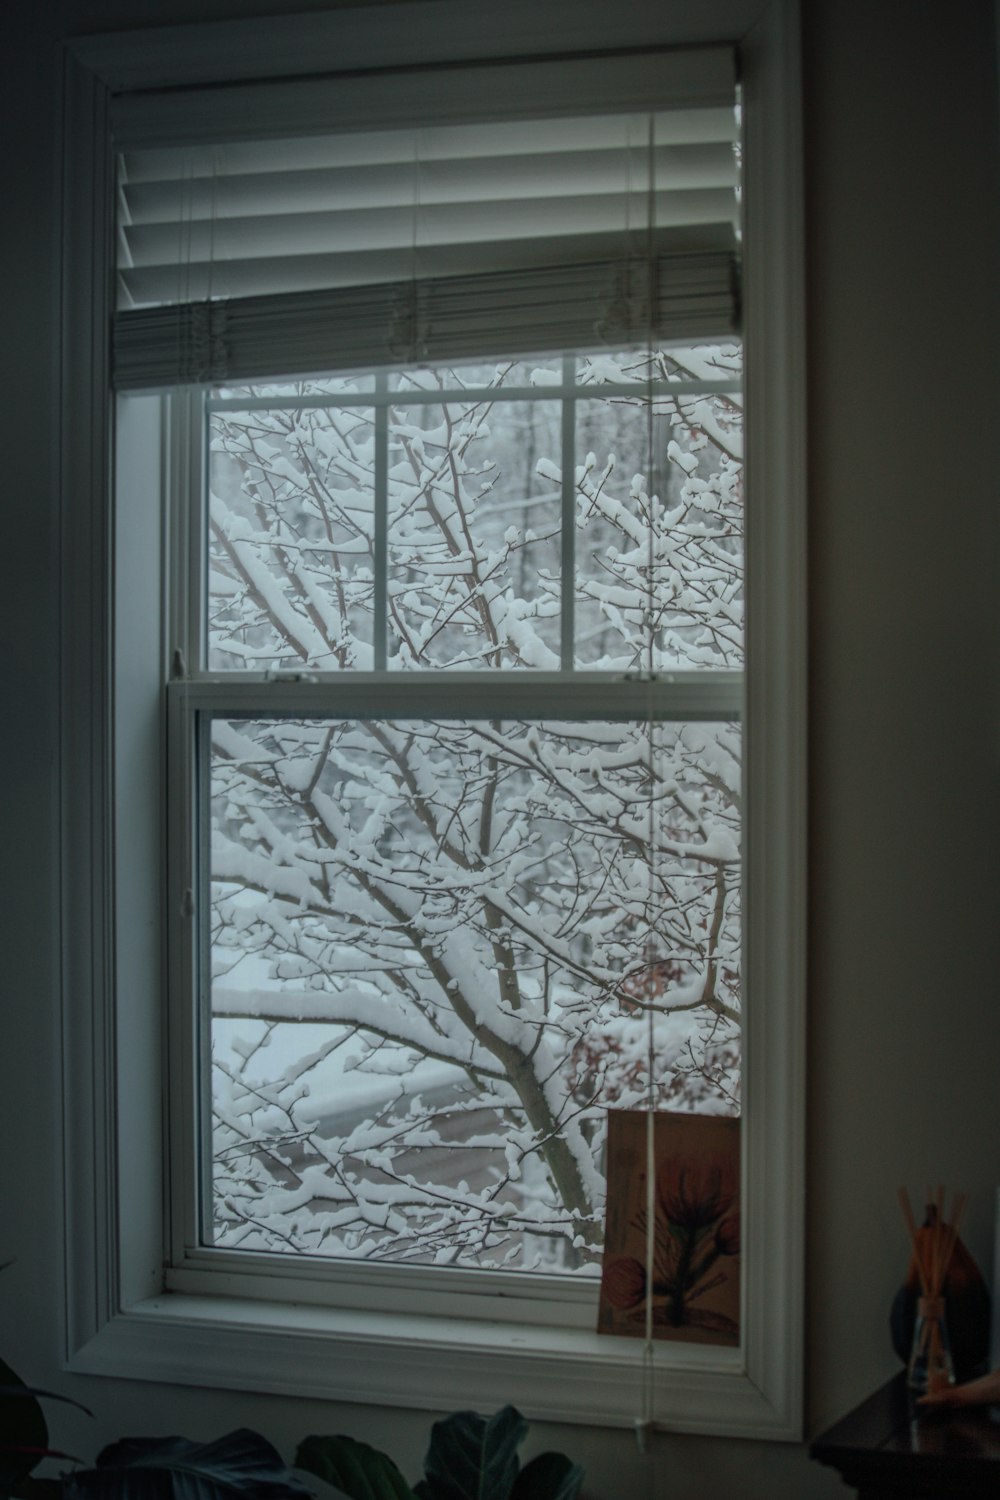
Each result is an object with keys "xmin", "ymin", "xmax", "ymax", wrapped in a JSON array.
[{"xmin": 192, "ymin": 354, "xmax": 744, "ymax": 677}]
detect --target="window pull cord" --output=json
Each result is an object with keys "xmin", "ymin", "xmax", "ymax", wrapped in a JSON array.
[{"xmin": 637, "ymin": 108, "xmax": 660, "ymax": 1471}]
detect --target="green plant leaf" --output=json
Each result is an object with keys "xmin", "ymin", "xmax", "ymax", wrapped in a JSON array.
[
  {"xmin": 295, "ymin": 1436, "xmax": 413, "ymax": 1500},
  {"xmin": 419, "ymin": 1407, "xmax": 528, "ymax": 1500},
  {"xmin": 66, "ymin": 1428, "xmax": 313, "ymax": 1500},
  {"xmin": 0, "ymin": 1360, "xmax": 48, "ymax": 1492},
  {"xmin": 510, "ymin": 1453, "xmax": 584, "ymax": 1500}
]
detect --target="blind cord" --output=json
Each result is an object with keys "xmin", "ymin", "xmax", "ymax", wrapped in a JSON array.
[{"xmin": 635, "ymin": 109, "xmax": 658, "ymax": 1472}]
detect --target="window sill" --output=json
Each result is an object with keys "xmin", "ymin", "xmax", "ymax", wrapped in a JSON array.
[{"xmin": 66, "ymin": 1293, "xmax": 795, "ymax": 1436}]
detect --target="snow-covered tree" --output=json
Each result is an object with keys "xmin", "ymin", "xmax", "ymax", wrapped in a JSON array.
[{"xmin": 205, "ymin": 347, "xmax": 742, "ymax": 1271}]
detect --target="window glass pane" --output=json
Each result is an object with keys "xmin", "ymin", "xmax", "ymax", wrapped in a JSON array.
[
  {"xmin": 387, "ymin": 395, "xmax": 561, "ymax": 670},
  {"xmin": 208, "ymin": 715, "xmax": 741, "ymax": 1270},
  {"xmin": 213, "ymin": 376, "xmax": 377, "ymax": 399},
  {"xmin": 389, "ymin": 358, "xmax": 563, "ymax": 392},
  {"xmin": 576, "ymin": 345, "xmax": 741, "ymax": 387},
  {"xmin": 209, "ymin": 402, "xmax": 377, "ymax": 670},
  {"xmin": 573, "ymin": 351, "xmax": 743, "ymax": 670}
]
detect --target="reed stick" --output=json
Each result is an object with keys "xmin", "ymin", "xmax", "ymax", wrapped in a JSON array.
[{"xmin": 897, "ymin": 1187, "xmax": 929, "ymax": 1296}]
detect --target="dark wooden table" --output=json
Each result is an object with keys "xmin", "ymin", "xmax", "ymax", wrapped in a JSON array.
[{"xmin": 810, "ymin": 1372, "xmax": 1000, "ymax": 1498}]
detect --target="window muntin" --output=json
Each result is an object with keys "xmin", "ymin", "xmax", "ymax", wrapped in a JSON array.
[{"xmin": 191, "ymin": 348, "xmax": 743, "ymax": 1280}]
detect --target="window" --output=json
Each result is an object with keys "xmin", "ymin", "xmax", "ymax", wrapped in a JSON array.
[
  {"xmin": 61, "ymin": 0, "xmax": 804, "ymax": 1437},
  {"xmin": 180, "ymin": 346, "xmax": 742, "ymax": 1281}
]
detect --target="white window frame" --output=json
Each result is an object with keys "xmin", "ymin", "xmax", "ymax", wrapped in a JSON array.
[
  {"xmin": 59, "ymin": 0, "xmax": 805, "ymax": 1438},
  {"xmin": 167, "ymin": 363, "xmax": 744, "ymax": 1316}
]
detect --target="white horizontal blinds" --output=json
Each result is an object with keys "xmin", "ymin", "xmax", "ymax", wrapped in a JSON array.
[
  {"xmin": 117, "ymin": 113, "xmax": 738, "ymax": 307},
  {"xmin": 112, "ymin": 49, "xmax": 738, "ymax": 389}
]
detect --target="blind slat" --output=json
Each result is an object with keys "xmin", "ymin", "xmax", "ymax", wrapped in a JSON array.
[
  {"xmin": 120, "ymin": 110, "xmax": 737, "ymax": 184},
  {"xmin": 122, "ymin": 142, "xmax": 735, "ymax": 226},
  {"xmin": 110, "ymin": 48, "xmax": 737, "ymax": 150}
]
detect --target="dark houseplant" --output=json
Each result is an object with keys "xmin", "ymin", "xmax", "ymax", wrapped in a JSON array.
[{"xmin": 1, "ymin": 1318, "xmax": 580, "ymax": 1500}]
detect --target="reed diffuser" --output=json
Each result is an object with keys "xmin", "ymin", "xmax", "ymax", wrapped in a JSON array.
[{"xmin": 897, "ymin": 1185, "xmax": 967, "ymax": 1396}]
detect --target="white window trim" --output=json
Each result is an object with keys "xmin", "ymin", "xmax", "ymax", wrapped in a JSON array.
[{"xmin": 59, "ymin": 0, "xmax": 805, "ymax": 1437}]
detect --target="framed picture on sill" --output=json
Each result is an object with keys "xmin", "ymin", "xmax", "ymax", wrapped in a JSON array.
[{"xmin": 598, "ymin": 1109, "xmax": 741, "ymax": 1345}]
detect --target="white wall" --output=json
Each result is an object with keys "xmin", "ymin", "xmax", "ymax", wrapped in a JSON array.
[{"xmin": 1, "ymin": 2, "xmax": 998, "ymax": 1496}]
